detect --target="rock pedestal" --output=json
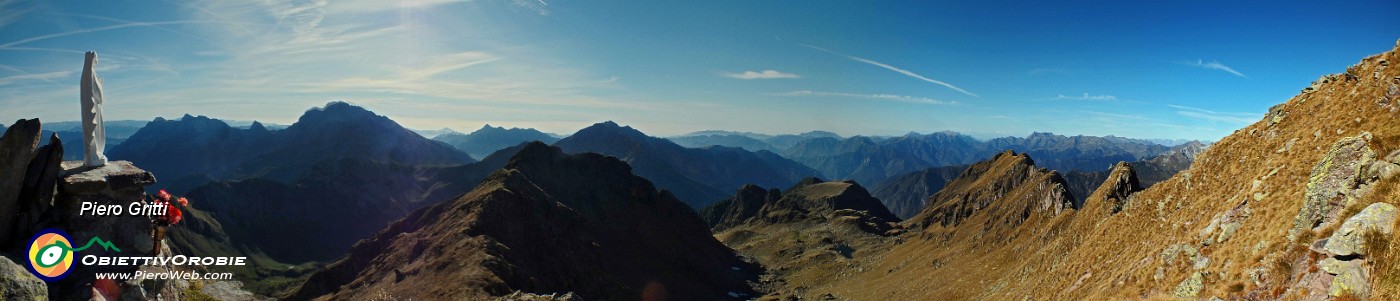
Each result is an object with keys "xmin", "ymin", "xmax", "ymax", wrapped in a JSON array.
[
  {"xmin": 56, "ymin": 160, "xmax": 158, "ymax": 257},
  {"xmin": 50, "ymin": 160, "xmax": 158, "ymax": 301}
]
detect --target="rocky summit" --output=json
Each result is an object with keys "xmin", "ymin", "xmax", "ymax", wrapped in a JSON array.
[
  {"xmin": 288, "ymin": 142, "xmax": 751, "ymax": 300},
  {"xmin": 907, "ymin": 150, "xmax": 1075, "ymax": 229}
]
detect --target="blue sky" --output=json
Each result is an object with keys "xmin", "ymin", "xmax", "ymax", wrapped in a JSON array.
[{"xmin": 1, "ymin": 0, "xmax": 1397, "ymax": 140}]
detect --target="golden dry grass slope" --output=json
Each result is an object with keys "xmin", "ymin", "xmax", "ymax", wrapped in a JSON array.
[{"xmin": 728, "ymin": 41, "xmax": 1400, "ymax": 300}]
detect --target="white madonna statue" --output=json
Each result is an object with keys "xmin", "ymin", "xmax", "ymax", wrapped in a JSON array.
[{"xmin": 81, "ymin": 51, "xmax": 108, "ymax": 167}]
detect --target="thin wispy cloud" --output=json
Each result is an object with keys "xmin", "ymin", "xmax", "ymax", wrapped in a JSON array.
[
  {"xmin": 725, "ymin": 70, "xmax": 799, "ymax": 80},
  {"xmin": 0, "ymin": 20, "xmax": 236, "ymax": 49},
  {"xmin": 0, "ymin": 71, "xmax": 71, "ymax": 86},
  {"xmin": 1182, "ymin": 59, "xmax": 1247, "ymax": 78},
  {"xmin": 1167, "ymin": 104, "xmax": 1259, "ymax": 124},
  {"xmin": 0, "ymin": 0, "xmax": 29, "ymax": 30},
  {"xmin": 800, "ymin": 43, "xmax": 977, "ymax": 97},
  {"xmin": 773, "ymin": 90, "xmax": 956, "ymax": 105},
  {"xmin": 511, "ymin": 0, "xmax": 550, "ymax": 16},
  {"xmin": 1054, "ymin": 92, "xmax": 1117, "ymax": 101}
]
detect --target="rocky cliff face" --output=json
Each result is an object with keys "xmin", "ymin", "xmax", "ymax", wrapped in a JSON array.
[
  {"xmin": 700, "ymin": 184, "xmax": 780, "ymax": 232},
  {"xmin": 288, "ymin": 142, "xmax": 752, "ymax": 300}
]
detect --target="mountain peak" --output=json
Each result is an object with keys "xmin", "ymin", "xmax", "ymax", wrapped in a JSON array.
[
  {"xmin": 572, "ymin": 121, "xmax": 648, "ymax": 140},
  {"xmin": 295, "ymin": 101, "xmax": 383, "ymax": 126},
  {"xmin": 909, "ymin": 150, "xmax": 1072, "ymax": 228},
  {"xmin": 505, "ymin": 141, "xmax": 562, "ymax": 167}
]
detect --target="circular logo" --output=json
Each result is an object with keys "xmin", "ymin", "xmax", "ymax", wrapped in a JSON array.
[{"xmin": 27, "ymin": 228, "xmax": 75, "ymax": 281}]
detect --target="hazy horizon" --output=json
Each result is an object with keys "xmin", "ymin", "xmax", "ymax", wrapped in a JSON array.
[{"xmin": 2, "ymin": 1, "xmax": 1398, "ymax": 140}]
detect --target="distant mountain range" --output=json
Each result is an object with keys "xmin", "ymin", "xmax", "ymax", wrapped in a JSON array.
[
  {"xmin": 556, "ymin": 121, "xmax": 821, "ymax": 208},
  {"xmin": 669, "ymin": 130, "xmax": 842, "ymax": 151},
  {"xmin": 782, "ymin": 131, "xmax": 1182, "ymax": 187},
  {"xmin": 869, "ymin": 165, "xmax": 967, "ymax": 219},
  {"xmin": 1062, "ymin": 140, "xmax": 1207, "ymax": 207},
  {"xmin": 433, "ymin": 124, "xmax": 560, "ymax": 158},
  {"xmin": 108, "ymin": 102, "xmax": 475, "ymax": 193}
]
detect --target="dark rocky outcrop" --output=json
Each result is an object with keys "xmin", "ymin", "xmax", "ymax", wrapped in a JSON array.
[
  {"xmin": 0, "ymin": 119, "xmax": 41, "ymax": 245},
  {"xmin": 1084, "ymin": 162, "xmax": 1142, "ymax": 213},
  {"xmin": 288, "ymin": 142, "xmax": 752, "ymax": 300},
  {"xmin": 12, "ymin": 134, "xmax": 63, "ymax": 247},
  {"xmin": 700, "ymin": 184, "xmax": 780, "ymax": 232}
]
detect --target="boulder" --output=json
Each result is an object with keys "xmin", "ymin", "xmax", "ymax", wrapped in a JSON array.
[
  {"xmin": 0, "ymin": 256, "xmax": 48, "ymax": 300},
  {"xmin": 1171, "ymin": 272, "xmax": 1204, "ymax": 298},
  {"xmin": 0, "ymin": 119, "xmax": 41, "ymax": 245},
  {"xmin": 1324, "ymin": 202, "xmax": 1398, "ymax": 257},
  {"xmin": 1325, "ymin": 258, "xmax": 1370, "ymax": 298},
  {"xmin": 1291, "ymin": 134, "xmax": 1376, "ymax": 239},
  {"xmin": 1266, "ymin": 103, "xmax": 1287, "ymax": 126}
]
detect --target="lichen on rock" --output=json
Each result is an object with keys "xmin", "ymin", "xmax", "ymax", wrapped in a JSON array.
[
  {"xmin": 1290, "ymin": 133, "xmax": 1377, "ymax": 240},
  {"xmin": 1324, "ymin": 202, "xmax": 1398, "ymax": 257}
]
